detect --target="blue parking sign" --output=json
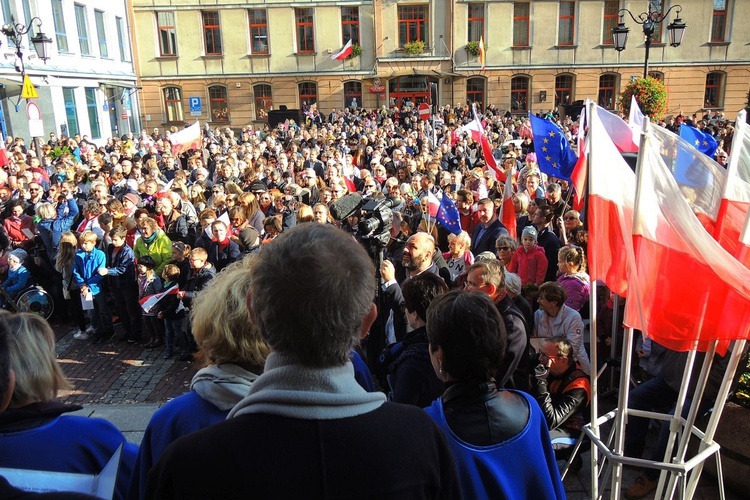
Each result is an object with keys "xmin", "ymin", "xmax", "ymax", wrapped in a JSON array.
[{"xmin": 189, "ymin": 97, "xmax": 202, "ymax": 116}]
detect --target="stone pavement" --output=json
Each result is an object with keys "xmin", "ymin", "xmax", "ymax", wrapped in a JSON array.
[{"xmin": 50, "ymin": 320, "xmax": 738, "ymax": 499}]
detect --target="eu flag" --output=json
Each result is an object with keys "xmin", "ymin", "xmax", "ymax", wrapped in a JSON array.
[
  {"xmin": 529, "ymin": 113, "xmax": 578, "ymax": 181},
  {"xmin": 436, "ymin": 195, "xmax": 462, "ymax": 235},
  {"xmin": 679, "ymin": 124, "xmax": 719, "ymax": 159}
]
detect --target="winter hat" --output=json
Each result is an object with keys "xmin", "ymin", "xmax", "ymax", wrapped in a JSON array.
[
  {"xmin": 7, "ymin": 248, "xmax": 27, "ymax": 264},
  {"xmin": 123, "ymin": 192, "xmax": 140, "ymax": 206},
  {"xmin": 475, "ymin": 251, "xmax": 498, "ymax": 262},
  {"xmin": 137, "ymin": 256, "xmax": 157, "ymax": 270},
  {"xmin": 522, "ymin": 226, "xmax": 538, "ymax": 242},
  {"xmin": 238, "ymin": 227, "xmax": 260, "ymax": 250}
]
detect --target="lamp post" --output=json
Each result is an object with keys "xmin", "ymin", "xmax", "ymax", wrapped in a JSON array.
[
  {"xmin": 612, "ymin": 0, "xmax": 687, "ymax": 79},
  {"xmin": 1, "ymin": 16, "xmax": 51, "ymax": 157}
]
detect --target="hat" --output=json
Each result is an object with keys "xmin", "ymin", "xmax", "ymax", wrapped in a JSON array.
[
  {"xmin": 238, "ymin": 227, "xmax": 260, "ymax": 249},
  {"xmin": 522, "ymin": 226, "xmax": 538, "ymax": 242},
  {"xmin": 123, "ymin": 193, "xmax": 140, "ymax": 206},
  {"xmin": 248, "ymin": 180, "xmax": 267, "ymax": 194},
  {"xmin": 475, "ymin": 251, "xmax": 497, "ymax": 262},
  {"xmin": 137, "ymin": 256, "xmax": 157, "ymax": 269},
  {"xmin": 7, "ymin": 248, "xmax": 27, "ymax": 264}
]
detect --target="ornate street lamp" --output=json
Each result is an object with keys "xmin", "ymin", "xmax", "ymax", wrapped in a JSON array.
[
  {"xmin": 1, "ymin": 16, "xmax": 52, "ymax": 73},
  {"xmin": 612, "ymin": 0, "xmax": 686, "ymax": 78}
]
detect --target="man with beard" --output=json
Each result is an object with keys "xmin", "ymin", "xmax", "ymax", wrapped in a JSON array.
[{"xmin": 470, "ymin": 198, "xmax": 509, "ymax": 256}]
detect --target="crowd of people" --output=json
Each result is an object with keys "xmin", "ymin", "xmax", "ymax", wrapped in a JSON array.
[{"xmin": 0, "ymin": 101, "xmax": 741, "ymax": 499}]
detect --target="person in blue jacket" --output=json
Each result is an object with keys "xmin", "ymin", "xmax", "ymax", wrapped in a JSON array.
[
  {"xmin": 1, "ymin": 249, "xmax": 31, "ymax": 305},
  {"xmin": 424, "ymin": 289, "xmax": 565, "ymax": 499},
  {"xmin": 74, "ymin": 230, "xmax": 114, "ymax": 343},
  {"xmin": 0, "ymin": 311, "xmax": 137, "ymax": 500},
  {"xmin": 35, "ymin": 195, "xmax": 79, "ymax": 262}
]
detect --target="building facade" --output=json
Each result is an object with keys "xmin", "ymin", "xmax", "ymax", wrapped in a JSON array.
[
  {"xmin": 131, "ymin": 0, "xmax": 750, "ymax": 130},
  {"xmin": 0, "ymin": 0, "xmax": 139, "ymax": 144}
]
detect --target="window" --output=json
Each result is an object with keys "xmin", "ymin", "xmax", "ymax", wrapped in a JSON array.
[
  {"xmin": 51, "ymin": 0, "xmax": 68, "ymax": 52},
  {"xmin": 209, "ymin": 85, "xmax": 229, "ymax": 122},
  {"xmin": 116, "ymin": 16, "xmax": 130, "ymax": 61},
  {"xmin": 85, "ymin": 88, "xmax": 101, "ymax": 139},
  {"xmin": 513, "ymin": 2, "xmax": 530, "ymax": 47},
  {"xmin": 466, "ymin": 78, "xmax": 485, "ymax": 109},
  {"xmin": 249, "ymin": 9, "xmax": 268, "ymax": 54},
  {"xmin": 2, "ymin": 0, "xmax": 18, "ymax": 48},
  {"xmin": 704, "ymin": 72, "xmax": 724, "ymax": 108},
  {"xmin": 598, "ymin": 74, "xmax": 618, "ymax": 110},
  {"xmin": 157, "ymin": 12, "xmax": 176, "ymax": 56},
  {"xmin": 298, "ymin": 82, "xmax": 318, "ymax": 107},
  {"xmin": 652, "ymin": 1, "xmax": 665, "ymax": 44},
  {"xmin": 648, "ymin": 71, "xmax": 664, "ymax": 81},
  {"xmin": 94, "ymin": 10, "xmax": 107, "ymax": 58},
  {"xmin": 163, "ymin": 87, "xmax": 184, "ymax": 122},
  {"xmin": 344, "ymin": 81, "xmax": 362, "ymax": 108},
  {"xmin": 295, "ymin": 8, "xmax": 315, "ymax": 53},
  {"xmin": 253, "ymin": 84, "xmax": 272, "ymax": 120},
  {"xmin": 21, "ymin": 0, "xmax": 34, "ymax": 48},
  {"xmin": 467, "ymin": 3, "xmax": 484, "ymax": 43},
  {"xmin": 558, "ymin": 1, "xmax": 575, "ymax": 46},
  {"xmin": 63, "ymin": 88, "xmax": 80, "ymax": 136},
  {"xmin": 74, "ymin": 3, "xmax": 90, "ymax": 55},
  {"xmin": 511, "ymin": 76, "xmax": 529, "ymax": 112},
  {"xmin": 341, "ymin": 7, "xmax": 360, "ymax": 45},
  {"xmin": 555, "ymin": 74, "xmax": 574, "ymax": 107},
  {"xmin": 711, "ymin": 0, "xmax": 727, "ymax": 43},
  {"xmin": 602, "ymin": 1, "xmax": 619, "ymax": 45},
  {"xmin": 202, "ymin": 11, "xmax": 222, "ymax": 55},
  {"xmin": 398, "ymin": 5, "xmax": 428, "ymax": 45}
]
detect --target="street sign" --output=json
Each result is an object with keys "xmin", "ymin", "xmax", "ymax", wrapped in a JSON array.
[
  {"xmin": 26, "ymin": 101, "xmax": 44, "ymax": 137},
  {"xmin": 21, "ymin": 75, "xmax": 38, "ymax": 99},
  {"xmin": 189, "ymin": 97, "xmax": 202, "ymax": 117},
  {"xmin": 418, "ymin": 102, "xmax": 430, "ymax": 121}
]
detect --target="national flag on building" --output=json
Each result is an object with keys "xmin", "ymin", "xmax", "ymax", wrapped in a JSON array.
[
  {"xmin": 478, "ymin": 36, "xmax": 486, "ymax": 71},
  {"xmin": 680, "ymin": 124, "xmax": 719, "ymax": 159},
  {"xmin": 332, "ymin": 39, "xmax": 353, "ymax": 60},
  {"xmin": 528, "ymin": 113, "xmax": 578, "ymax": 181},
  {"xmin": 436, "ymin": 194, "xmax": 462, "ymax": 235}
]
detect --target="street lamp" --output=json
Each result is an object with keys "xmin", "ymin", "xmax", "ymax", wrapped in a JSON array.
[
  {"xmin": 612, "ymin": 0, "xmax": 686, "ymax": 79},
  {"xmin": 1, "ymin": 16, "xmax": 52, "ymax": 74}
]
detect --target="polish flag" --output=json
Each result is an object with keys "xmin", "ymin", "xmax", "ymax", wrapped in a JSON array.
[
  {"xmin": 738, "ymin": 213, "xmax": 750, "ymax": 269},
  {"xmin": 458, "ymin": 108, "xmax": 505, "ymax": 181},
  {"xmin": 478, "ymin": 36, "xmax": 486, "ymax": 71},
  {"xmin": 623, "ymin": 123, "xmax": 750, "ymax": 352},
  {"xmin": 343, "ymin": 176, "xmax": 357, "ymax": 193},
  {"xmin": 628, "ymin": 95, "xmax": 645, "ymax": 146},
  {"xmin": 713, "ymin": 109, "xmax": 750, "ymax": 256},
  {"xmin": 570, "ymin": 103, "xmax": 589, "ymax": 211},
  {"xmin": 596, "ymin": 105, "xmax": 639, "ymax": 154},
  {"xmin": 169, "ymin": 121, "xmax": 202, "ymax": 156},
  {"xmin": 0, "ymin": 132, "xmax": 8, "ymax": 168},
  {"xmin": 649, "ymin": 125, "xmax": 726, "ymax": 234},
  {"xmin": 500, "ymin": 166, "xmax": 517, "ymax": 240},
  {"xmin": 425, "ymin": 190, "xmax": 440, "ymax": 218},
  {"xmin": 332, "ymin": 39, "xmax": 353, "ymax": 60},
  {"xmin": 587, "ymin": 103, "xmax": 636, "ymax": 297}
]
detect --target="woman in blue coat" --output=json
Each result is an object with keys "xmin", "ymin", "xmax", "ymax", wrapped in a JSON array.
[{"xmin": 35, "ymin": 196, "xmax": 79, "ymax": 262}]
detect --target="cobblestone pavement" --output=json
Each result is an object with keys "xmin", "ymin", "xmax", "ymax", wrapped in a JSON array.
[{"xmin": 52, "ymin": 319, "xmax": 197, "ymax": 405}]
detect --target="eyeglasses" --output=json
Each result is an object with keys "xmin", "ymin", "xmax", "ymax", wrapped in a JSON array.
[
  {"xmin": 496, "ymin": 246, "xmax": 510, "ymax": 252},
  {"xmin": 538, "ymin": 351, "xmax": 559, "ymax": 362},
  {"xmin": 29, "ymin": 188, "xmax": 40, "ymax": 192},
  {"xmin": 564, "ymin": 216, "xmax": 579, "ymax": 221}
]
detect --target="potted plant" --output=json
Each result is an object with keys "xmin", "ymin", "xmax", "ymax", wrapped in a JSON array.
[
  {"xmin": 465, "ymin": 41, "xmax": 481, "ymax": 57},
  {"xmin": 349, "ymin": 44, "xmax": 363, "ymax": 59},
  {"xmin": 403, "ymin": 40, "xmax": 425, "ymax": 55},
  {"xmin": 618, "ymin": 76, "xmax": 669, "ymax": 121}
]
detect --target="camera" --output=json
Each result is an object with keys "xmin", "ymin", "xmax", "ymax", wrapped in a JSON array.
[{"xmin": 357, "ymin": 197, "xmax": 394, "ymax": 246}]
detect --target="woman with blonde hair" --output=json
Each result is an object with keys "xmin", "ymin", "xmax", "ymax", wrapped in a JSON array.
[
  {"xmin": 55, "ymin": 231, "xmax": 88, "ymax": 337},
  {"xmin": 129, "ymin": 259, "xmax": 270, "ymax": 499},
  {"xmin": 237, "ymin": 191, "xmax": 264, "ymax": 232},
  {"xmin": 0, "ymin": 311, "xmax": 137, "ymax": 499}
]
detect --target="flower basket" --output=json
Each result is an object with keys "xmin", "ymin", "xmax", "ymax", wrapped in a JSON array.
[
  {"xmin": 465, "ymin": 41, "xmax": 481, "ymax": 57},
  {"xmin": 348, "ymin": 44, "xmax": 363, "ymax": 59},
  {"xmin": 619, "ymin": 77, "xmax": 668, "ymax": 121},
  {"xmin": 403, "ymin": 40, "xmax": 425, "ymax": 55}
]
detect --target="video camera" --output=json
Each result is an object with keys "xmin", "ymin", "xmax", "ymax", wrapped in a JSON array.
[{"xmin": 330, "ymin": 193, "xmax": 398, "ymax": 247}]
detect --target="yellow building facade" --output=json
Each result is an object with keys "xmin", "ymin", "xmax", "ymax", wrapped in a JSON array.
[{"xmin": 130, "ymin": 0, "xmax": 750, "ymax": 129}]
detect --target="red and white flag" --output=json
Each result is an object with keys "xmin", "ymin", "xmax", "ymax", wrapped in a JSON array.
[
  {"xmin": 569, "ymin": 103, "xmax": 589, "ymax": 211},
  {"xmin": 596, "ymin": 105, "xmax": 639, "ymax": 154},
  {"xmin": 169, "ymin": 121, "xmax": 202, "ymax": 156},
  {"xmin": 628, "ymin": 95, "xmax": 645, "ymax": 146},
  {"xmin": 0, "ymin": 132, "xmax": 8, "ymax": 168},
  {"xmin": 425, "ymin": 190, "xmax": 440, "ymax": 218},
  {"xmin": 332, "ymin": 39, "xmax": 353, "ymax": 60},
  {"xmin": 139, "ymin": 285, "xmax": 179, "ymax": 313},
  {"xmin": 458, "ymin": 107, "xmax": 504, "ymax": 181},
  {"xmin": 738, "ymin": 212, "xmax": 750, "ymax": 269},
  {"xmin": 623, "ymin": 123, "xmax": 750, "ymax": 352},
  {"xmin": 714, "ymin": 109, "xmax": 750, "ymax": 256},
  {"xmin": 501, "ymin": 166, "xmax": 517, "ymax": 239},
  {"xmin": 587, "ymin": 103, "xmax": 637, "ymax": 297}
]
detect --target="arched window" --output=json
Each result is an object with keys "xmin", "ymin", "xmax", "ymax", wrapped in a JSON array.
[
  {"xmin": 163, "ymin": 86, "xmax": 184, "ymax": 122},
  {"xmin": 648, "ymin": 71, "xmax": 664, "ymax": 82},
  {"xmin": 511, "ymin": 75, "xmax": 530, "ymax": 113},
  {"xmin": 704, "ymin": 72, "xmax": 725, "ymax": 108},
  {"xmin": 253, "ymin": 84, "xmax": 272, "ymax": 120},
  {"xmin": 554, "ymin": 74, "xmax": 574, "ymax": 107},
  {"xmin": 598, "ymin": 73, "xmax": 618, "ymax": 110},
  {"xmin": 343, "ymin": 81, "xmax": 362, "ymax": 108},
  {"xmin": 208, "ymin": 85, "xmax": 229, "ymax": 122},
  {"xmin": 466, "ymin": 78, "xmax": 485, "ymax": 109},
  {"xmin": 298, "ymin": 82, "xmax": 318, "ymax": 107}
]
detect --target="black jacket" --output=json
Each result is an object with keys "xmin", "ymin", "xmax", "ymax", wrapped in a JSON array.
[
  {"xmin": 534, "ymin": 365, "xmax": 589, "ymax": 432},
  {"xmin": 182, "ymin": 264, "xmax": 216, "ymax": 309},
  {"xmin": 387, "ymin": 326, "xmax": 444, "ymax": 407},
  {"xmin": 495, "ymin": 294, "xmax": 531, "ymax": 392}
]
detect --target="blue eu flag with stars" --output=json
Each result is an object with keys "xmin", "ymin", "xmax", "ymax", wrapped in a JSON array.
[
  {"xmin": 529, "ymin": 113, "xmax": 578, "ymax": 181},
  {"xmin": 679, "ymin": 124, "xmax": 719, "ymax": 159},
  {"xmin": 436, "ymin": 195, "xmax": 462, "ymax": 235}
]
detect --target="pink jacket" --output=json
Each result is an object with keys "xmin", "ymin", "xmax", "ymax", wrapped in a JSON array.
[{"xmin": 508, "ymin": 245, "xmax": 547, "ymax": 286}]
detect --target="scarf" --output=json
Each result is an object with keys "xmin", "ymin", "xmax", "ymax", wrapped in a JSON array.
[
  {"xmin": 142, "ymin": 231, "xmax": 158, "ymax": 246},
  {"xmin": 229, "ymin": 352, "xmax": 386, "ymax": 420},
  {"xmin": 191, "ymin": 364, "xmax": 260, "ymax": 411}
]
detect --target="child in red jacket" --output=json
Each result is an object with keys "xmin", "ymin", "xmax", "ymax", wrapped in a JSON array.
[{"xmin": 508, "ymin": 226, "xmax": 548, "ymax": 285}]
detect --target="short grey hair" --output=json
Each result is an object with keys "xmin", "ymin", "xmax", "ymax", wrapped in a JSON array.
[
  {"xmin": 504, "ymin": 272, "xmax": 522, "ymax": 296},
  {"xmin": 250, "ymin": 224, "xmax": 376, "ymax": 367}
]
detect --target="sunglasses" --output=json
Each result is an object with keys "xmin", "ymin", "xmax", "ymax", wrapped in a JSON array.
[
  {"xmin": 496, "ymin": 246, "xmax": 511, "ymax": 251},
  {"xmin": 564, "ymin": 216, "xmax": 579, "ymax": 221}
]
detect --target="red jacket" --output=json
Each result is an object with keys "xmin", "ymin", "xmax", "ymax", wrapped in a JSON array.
[
  {"xmin": 508, "ymin": 245, "xmax": 547, "ymax": 286},
  {"xmin": 3, "ymin": 214, "xmax": 35, "ymax": 246}
]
